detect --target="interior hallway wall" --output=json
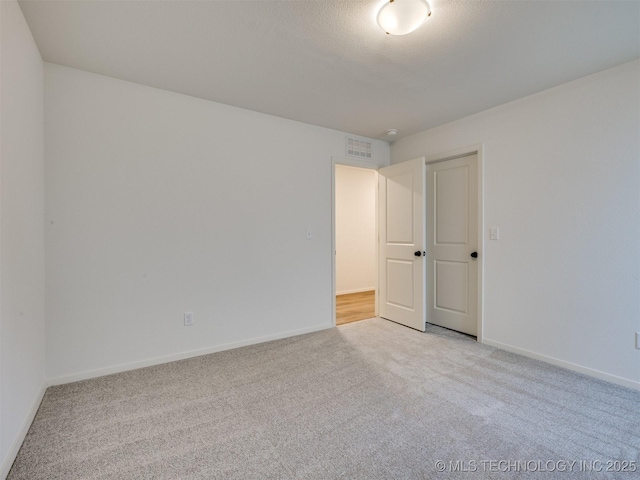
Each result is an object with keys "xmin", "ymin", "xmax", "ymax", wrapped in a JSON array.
[{"xmin": 335, "ymin": 165, "xmax": 377, "ymax": 295}]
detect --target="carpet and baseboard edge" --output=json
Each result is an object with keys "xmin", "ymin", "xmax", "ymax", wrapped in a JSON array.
[
  {"xmin": 0, "ymin": 381, "xmax": 47, "ymax": 480},
  {"xmin": 2, "ymin": 324, "xmax": 333, "ymax": 479},
  {"xmin": 482, "ymin": 337, "xmax": 640, "ymax": 391},
  {"xmin": 47, "ymin": 323, "xmax": 332, "ymax": 387}
]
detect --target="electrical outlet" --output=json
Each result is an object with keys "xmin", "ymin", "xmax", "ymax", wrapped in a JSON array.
[
  {"xmin": 636, "ymin": 332, "xmax": 640, "ymax": 350},
  {"xmin": 184, "ymin": 312, "xmax": 194, "ymax": 326}
]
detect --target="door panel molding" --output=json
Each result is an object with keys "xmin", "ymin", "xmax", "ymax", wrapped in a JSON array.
[
  {"xmin": 378, "ymin": 157, "xmax": 426, "ymax": 331},
  {"xmin": 428, "ymin": 154, "xmax": 478, "ymax": 336},
  {"xmin": 425, "ymin": 145, "xmax": 484, "ymax": 341}
]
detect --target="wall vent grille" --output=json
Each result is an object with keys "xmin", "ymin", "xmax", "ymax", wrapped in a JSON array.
[{"xmin": 346, "ymin": 136, "xmax": 372, "ymax": 159}]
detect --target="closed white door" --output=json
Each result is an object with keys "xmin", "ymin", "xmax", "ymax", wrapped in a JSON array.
[
  {"xmin": 426, "ymin": 154, "xmax": 478, "ymax": 336},
  {"xmin": 378, "ymin": 158, "xmax": 426, "ymax": 331}
]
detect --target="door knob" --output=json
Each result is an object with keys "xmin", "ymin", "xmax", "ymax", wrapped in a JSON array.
[
  {"xmin": 470, "ymin": 251, "xmax": 478, "ymax": 258},
  {"xmin": 414, "ymin": 251, "xmax": 423, "ymax": 257}
]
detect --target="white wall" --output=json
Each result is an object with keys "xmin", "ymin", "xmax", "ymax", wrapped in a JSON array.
[
  {"xmin": 392, "ymin": 60, "xmax": 640, "ymax": 389},
  {"xmin": 44, "ymin": 63, "xmax": 390, "ymax": 383},
  {"xmin": 0, "ymin": 0, "xmax": 46, "ymax": 475},
  {"xmin": 335, "ymin": 165, "xmax": 376, "ymax": 295}
]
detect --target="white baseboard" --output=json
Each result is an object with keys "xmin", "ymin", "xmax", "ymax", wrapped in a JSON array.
[
  {"xmin": 0, "ymin": 381, "xmax": 47, "ymax": 480},
  {"xmin": 48, "ymin": 323, "xmax": 332, "ymax": 386},
  {"xmin": 336, "ymin": 287, "xmax": 375, "ymax": 296},
  {"xmin": 482, "ymin": 338, "xmax": 640, "ymax": 391}
]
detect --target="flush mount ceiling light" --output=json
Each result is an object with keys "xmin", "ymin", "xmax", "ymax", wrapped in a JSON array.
[{"xmin": 377, "ymin": 0, "xmax": 431, "ymax": 36}]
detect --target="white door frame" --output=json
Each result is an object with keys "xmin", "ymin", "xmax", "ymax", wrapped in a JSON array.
[
  {"xmin": 331, "ymin": 156, "xmax": 380, "ymax": 327},
  {"xmin": 424, "ymin": 144, "xmax": 485, "ymax": 342}
]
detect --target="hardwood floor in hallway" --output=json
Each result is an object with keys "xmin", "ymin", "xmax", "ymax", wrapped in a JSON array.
[{"xmin": 336, "ymin": 290, "xmax": 375, "ymax": 325}]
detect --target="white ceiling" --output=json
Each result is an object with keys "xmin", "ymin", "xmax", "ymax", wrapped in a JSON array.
[{"xmin": 19, "ymin": 0, "xmax": 640, "ymax": 140}]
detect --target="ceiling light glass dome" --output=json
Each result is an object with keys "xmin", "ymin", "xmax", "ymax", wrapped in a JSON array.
[{"xmin": 377, "ymin": 0, "xmax": 431, "ymax": 36}]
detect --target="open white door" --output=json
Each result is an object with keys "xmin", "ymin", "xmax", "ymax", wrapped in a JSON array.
[
  {"xmin": 426, "ymin": 154, "xmax": 478, "ymax": 336},
  {"xmin": 378, "ymin": 158, "xmax": 426, "ymax": 331}
]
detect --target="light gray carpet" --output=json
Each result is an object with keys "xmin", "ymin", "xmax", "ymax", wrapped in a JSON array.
[{"xmin": 8, "ymin": 318, "xmax": 640, "ymax": 479}]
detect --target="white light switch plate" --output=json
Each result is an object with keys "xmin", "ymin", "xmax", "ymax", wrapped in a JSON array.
[
  {"xmin": 184, "ymin": 312, "xmax": 194, "ymax": 326},
  {"xmin": 306, "ymin": 227, "xmax": 312, "ymax": 240},
  {"xmin": 490, "ymin": 228, "xmax": 500, "ymax": 240},
  {"xmin": 636, "ymin": 332, "xmax": 640, "ymax": 350}
]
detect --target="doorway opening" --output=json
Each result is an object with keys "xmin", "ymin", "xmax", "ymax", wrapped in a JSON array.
[{"xmin": 334, "ymin": 164, "xmax": 377, "ymax": 326}]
